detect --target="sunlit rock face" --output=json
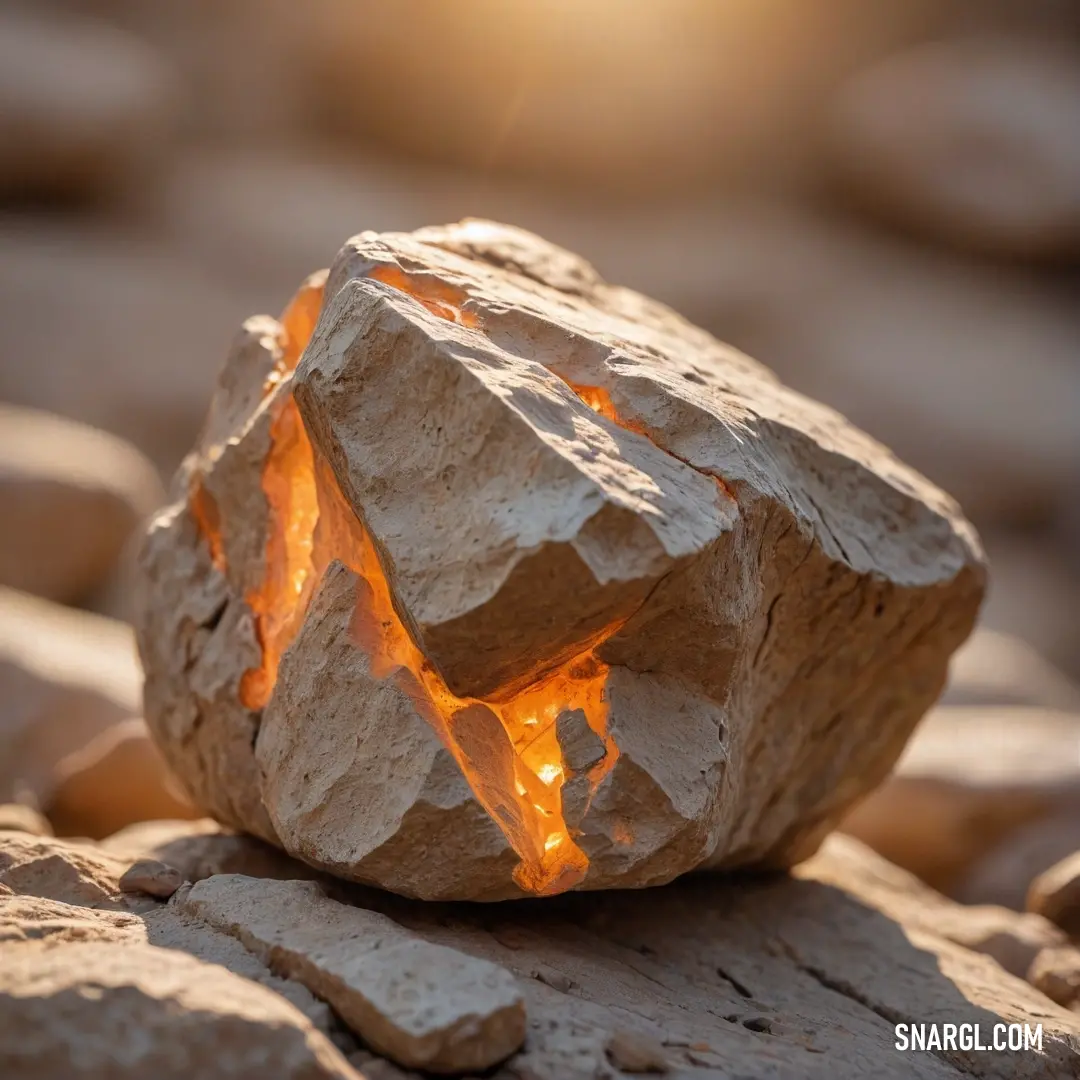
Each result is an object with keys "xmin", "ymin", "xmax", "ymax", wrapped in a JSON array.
[{"xmin": 135, "ymin": 220, "xmax": 986, "ymax": 901}]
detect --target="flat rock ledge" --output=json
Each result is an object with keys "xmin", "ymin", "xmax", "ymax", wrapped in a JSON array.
[
  {"xmin": 136, "ymin": 219, "xmax": 985, "ymax": 900},
  {"xmin": 2, "ymin": 828, "xmax": 1079, "ymax": 1079}
]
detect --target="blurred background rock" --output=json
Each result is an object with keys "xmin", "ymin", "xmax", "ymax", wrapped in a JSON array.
[{"xmin": 0, "ymin": 0, "xmax": 1078, "ymax": 918}]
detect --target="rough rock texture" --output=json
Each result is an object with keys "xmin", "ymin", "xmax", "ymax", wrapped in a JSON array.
[
  {"xmin": 0, "ymin": 941, "xmax": 358, "ymax": 1080},
  {"xmin": 0, "ymin": 405, "xmax": 164, "ymax": 603},
  {"xmin": 842, "ymin": 705, "xmax": 1080, "ymax": 900},
  {"xmin": 0, "ymin": 587, "xmax": 140, "ymax": 806},
  {"xmin": 0, "ymin": 832, "xmax": 129, "ymax": 910},
  {"xmin": 137, "ymin": 220, "xmax": 984, "ymax": 900},
  {"xmin": 0, "ymin": 9, "xmax": 180, "ymax": 204},
  {"xmin": 1029, "ymin": 851, "xmax": 1080, "ymax": 939},
  {"xmin": 827, "ymin": 39, "xmax": 1080, "ymax": 259},
  {"xmin": 181, "ymin": 875, "xmax": 526, "ymax": 1072},
  {"xmin": 4, "ymin": 827, "xmax": 1080, "ymax": 1078}
]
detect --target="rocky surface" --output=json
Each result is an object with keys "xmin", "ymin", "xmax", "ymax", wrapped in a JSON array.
[
  {"xmin": 827, "ymin": 39, "xmax": 1080, "ymax": 260},
  {"xmin": 0, "ymin": 405, "xmax": 163, "ymax": 603},
  {"xmin": 842, "ymin": 705, "xmax": 1080, "ymax": 901},
  {"xmin": 0, "ymin": 804, "xmax": 52, "ymax": 837},
  {"xmin": 1029, "ymin": 851, "xmax": 1080, "ymax": 940},
  {"xmin": 0, "ymin": 941, "xmax": 358, "ymax": 1080},
  {"xmin": 181, "ymin": 875, "xmax": 527, "ymax": 1072},
  {"xmin": 5, "ymin": 826, "xmax": 1080, "ymax": 1079},
  {"xmin": 136, "ymin": 220, "xmax": 985, "ymax": 900}
]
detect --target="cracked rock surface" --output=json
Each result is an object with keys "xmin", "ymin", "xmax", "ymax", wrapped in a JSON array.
[
  {"xmin": 2, "ymin": 826, "xmax": 1079, "ymax": 1079},
  {"xmin": 136, "ymin": 220, "xmax": 985, "ymax": 900}
]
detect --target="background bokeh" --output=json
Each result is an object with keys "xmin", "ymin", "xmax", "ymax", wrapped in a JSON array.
[{"xmin": 1, "ymin": 0, "xmax": 1079, "ymax": 905}]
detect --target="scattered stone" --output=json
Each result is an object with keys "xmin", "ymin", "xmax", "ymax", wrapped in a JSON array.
[
  {"xmin": 0, "ymin": 9, "xmax": 181, "ymax": 204},
  {"xmin": 0, "ymin": 587, "xmax": 140, "ymax": 807},
  {"xmin": 118, "ymin": 858, "xmax": 184, "ymax": 900},
  {"xmin": 0, "ymin": 941, "xmax": 359, "ymax": 1079},
  {"xmin": 45, "ymin": 717, "xmax": 199, "ymax": 840},
  {"xmin": 0, "ymin": 805, "xmax": 52, "ymax": 838},
  {"xmin": 841, "ymin": 705, "xmax": 1080, "ymax": 896},
  {"xmin": 138, "ymin": 220, "xmax": 984, "ymax": 900},
  {"xmin": 605, "ymin": 1029, "xmax": 670, "ymax": 1073},
  {"xmin": 955, "ymin": 810, "xmax": 1080, "ymax": 911},
  {"xmin": 1028, "ymin": 851, "xmax": 1080, "ymax": 939},
  {"xmin": 0, "ymin": 831, "xmax": 127, "ymax": 910},
  {"xmin": 0, "ymin": 406, "xmax": 164, "ymax": 604},
  {"xmin": 179, "ymin": 875, "xmax": 527, "ymax": 1073},
  {"xmin": 1029, "ymin": 947, "xmax": 1080, "ymax": 1009},
  {"xmin": 827, "ymin": 39, "xmax": 1080, "ymax": 260}
]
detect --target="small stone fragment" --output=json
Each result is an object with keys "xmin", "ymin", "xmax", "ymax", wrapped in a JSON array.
[
  {"xmin": 179, "ymin": 874, "xmax": 526, "ymax": 1073},
  {"xmin": 605, "ymin": 1029, "xmax": 670, "ymax": 1073},
  {"xmin": 1028, "ymin": 850, "xmax": 1080, "ymax": 939},
  {"xmin": 557, "ymin": 710, "xmax": 607, "ymax": 775},
  {"xmin": 0, "ymin": 805, "xmax": 52, "ymax": 838},
  {"xmin": 1028, "ymin": 946, "xmax": 1080, "ymax": 1009},
  {"xmin": 119, "ymin": 858, "xmax": 184, "ymax": 900}
]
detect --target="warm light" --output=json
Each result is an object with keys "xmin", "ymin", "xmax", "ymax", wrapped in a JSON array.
[{"xmin": 537, "ymin": 763, "xmax": 563, "ymax": 785}]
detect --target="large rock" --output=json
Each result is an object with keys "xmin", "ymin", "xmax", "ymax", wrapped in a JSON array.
[
  {"xmin": 180, "ymin": 875, "xmax": 526, "ymax": 1073},
  {"xmin": 137, "ymin": 220, "xmax": 984, "ymax": 900},
  {"xmin": 0, "ymin": 406, "xmax": 164, "ymax": 604},
  {"xmin": 827, "ymin": 39, "xmax": 1080, "ymax": 260},
  {"xmin": 0, "ymin": 940, "xmax": 358, "ymax": 1080},
  {"xmin": 0, "ymin": 9, "xmax": 180, "ymax": 204},
  {"xmin": 0, "ymin": 588, "xmax": 140, "ymax": 806},
  {"xmin": 842, "ymin": 705, "xmax": 1080, "ymax": 899},
  {"xmin": 0, "ymin": 831, "xmax": 129, "ymax": 910}
]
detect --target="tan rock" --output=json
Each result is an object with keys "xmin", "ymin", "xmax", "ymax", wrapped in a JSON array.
[
  {"xmin": 0, "ymin": 830, "xmax": 128, "ymax": 909},
  {"xmin": 0, "ymin": 9, "xmax": 180, "ymax": 204},
  {"xmin": 0, "ymin": 940, "xmax": 359, "ymax": 1079},
  {"xmin": 137, "ymin": 220, "xmax": 984, "ymax": 900},
  {"xmin": 605, "ymin": 1029, "xmax": 670, "ymax": 1073},
  {"xmin": 1029, "ymin": 851, "xmax": 1080, "ymax": 939},
  {"xmin": 180, "ymin": 875, "xmax": 526, "ymax": 1073},
  {"xmin": 118, "ymin": 858, "xmax": 184, "ymax": 899},
  {"xmin": 100, "ymin": 818, "xmax": 318, "ymax": 885},
  {"xmin": 0, "ymin": 587, "xmax": 140, "ymax": 806},
  {"xmin": 942, "ymin": 628, "xmax": 1080, "ymax": 711},
  {"xmin": 0, "ymin": 406, "xmax": 163, "ymax": 603},
  {"xmin": 842, "ymin": 705, "xmax": 1080, "ymax": 896},
  {"xmin": 955, "ymin": 811, "xmax": 1080, "ymax": 911},
  {"xmin": 0, "ymin": 804, "xmax": 52, "ymax": 837},
  {"xmin": 0, "ymin": 891, "xmax": 144, "ymax": 947},
  {"xmin": 827, "ymin": 39, "xmax": 1080, "ymax": 260},
  {"xmin": 45, "ymin": 717, "xmax": 199, "ymax": 840},
  {"xmin": 1029, "ymin": 947, "xmax": 1080, "ymax": 1010}
]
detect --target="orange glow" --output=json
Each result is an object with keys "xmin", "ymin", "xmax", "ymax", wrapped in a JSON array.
[
  {"xmin": 189, "ymin": 480, "xmax": 225, "ymax": 571},
  {"xmin": 191, "ymin": 267, "xmax": 626, "ymax": 895}
]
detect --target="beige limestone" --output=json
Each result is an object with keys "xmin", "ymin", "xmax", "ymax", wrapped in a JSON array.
[
  {"xmin": 0, "ymin": 940, "xmax": 358, "ymax": 1080},
  {"xmin": 1029, "ymin": 851, "xmax": 1080, "ymax": 939},
  {"xmin": 180, "ymin": 874, "xmax": 526, "ymax": 1072},
  {"xmin": 137, "ymin": 220, "xmax": 985, "ymax": 899}
]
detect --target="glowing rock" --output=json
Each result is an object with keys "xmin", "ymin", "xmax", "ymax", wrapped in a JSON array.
[{"xmin": 135, "ymin": 220, "xmax": 985, "ymax": 900}]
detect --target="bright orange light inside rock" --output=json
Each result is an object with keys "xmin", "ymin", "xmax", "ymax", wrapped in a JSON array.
[{"xmin": 191, "ymin": 268, "xmax": 627, "ymax": 896}]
